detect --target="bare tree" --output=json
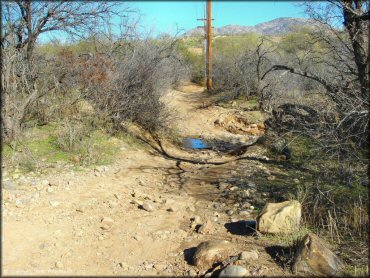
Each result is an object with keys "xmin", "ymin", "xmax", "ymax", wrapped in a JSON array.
[
  {"xmin": 263, "ymin": 0, "xmax": 369, "ymax": 164},
  {"xmin": 1, "ymin": 1, "xmax": 133, "ymax": 142},
  {"xmin": 1, "ymin": 1, "xmax": 129, "ymax": 58}
]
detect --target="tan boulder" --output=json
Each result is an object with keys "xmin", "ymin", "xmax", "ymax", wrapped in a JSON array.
[
  {"xmin": 256, "ymin": 200, "xmax": 301, "ymax": 234},
  {"xmin": 193, "ymin": 240, "xmax": 236, "ymax": 270},
  {"xmin": 292, "ymin": 233, "xmax": 344, "ymax": 276}
]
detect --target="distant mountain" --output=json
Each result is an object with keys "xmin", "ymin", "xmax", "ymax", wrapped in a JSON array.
[{"xmin": 185, "ymin": 17, "xmax": 315, "ymax": 37}]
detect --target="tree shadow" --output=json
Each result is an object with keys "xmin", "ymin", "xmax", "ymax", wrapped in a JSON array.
[{"xmin": 224, "ymin": 220, "xmax": 257, "ymax": 236}]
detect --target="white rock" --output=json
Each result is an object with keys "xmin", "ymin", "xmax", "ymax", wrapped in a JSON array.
[
  {"xmin": 154, "ymin": 264, "xmax": 166, "ymax": 271},
  {"xmin": 15, "ymin": 199, "xmax": 24, "ymax": 208},
  {"xmin": 141, "ymin": 201, "xmax": 155, "ymax": 212},
  {"xmin": 191, "ymin": 216, "xmax": 202, "ymax": 224},
  {"xmin": 100, "ymin": 217, "xmax": 114, "ymax": 230},
  {"xmin": 49, "ymin": 200, "xmax": 60, "ymax": 207}
]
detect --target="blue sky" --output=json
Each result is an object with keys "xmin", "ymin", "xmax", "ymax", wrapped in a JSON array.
[
  {"xmin": 129, "ymin": 1, "xmax": 307, "ymax": 36},
  {"xmin": 39, "ymin": 1, "xmax": 307, "ymax": 43}
]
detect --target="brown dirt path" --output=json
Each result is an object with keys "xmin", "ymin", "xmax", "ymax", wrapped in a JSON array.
[{"xmin": 2, "ymin": 83, "xmax": 286, "ymax": 276}]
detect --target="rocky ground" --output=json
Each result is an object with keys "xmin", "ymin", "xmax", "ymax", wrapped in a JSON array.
[{"xmin": 1, "ymin": 84, "xmax": 334, "ymax": 276}]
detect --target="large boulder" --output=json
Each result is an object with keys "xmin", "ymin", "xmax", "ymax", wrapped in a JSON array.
[
  {"xmin": 193, "ymin": 240, "xmax": 237, "ymax": 270},
  {"xmin": 292, "ymin": 233, "xmax": 344, "ymax": 276},
  {"xmin": 256, "ymin": 200, "xmax": 301, "ymax": 234}
]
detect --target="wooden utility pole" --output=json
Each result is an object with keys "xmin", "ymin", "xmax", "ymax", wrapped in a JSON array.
[
  {"xmin": 206, "ymin": 0, "xmax": 213, "ymax": 91},
  {"xmin": 197, "ymin": 0, "xmax": 213, "ymax": 91}
]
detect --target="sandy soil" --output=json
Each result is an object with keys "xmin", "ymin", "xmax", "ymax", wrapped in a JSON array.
[{"xmin": 2, "ymin": 84, "xmax": 288, "ymax": 276}]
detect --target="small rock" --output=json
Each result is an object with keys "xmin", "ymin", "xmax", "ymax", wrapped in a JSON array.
[
  {"xmin": 15, "ymin": 199, "xmax": 24, "ymax": 208},
  {"xmin": 154, "ymin": 264, "xmax": 166, "ymax": 271},
  {"xmin": 132, "ymin": 199, "xmax": 143, "ymax": 206},
  {"xmin": 100, "ymin": 217, "xmax": 114, "ymax": 230},
  {"xmin": 267, "ymin": 175, "xmax": 276, "ymax": 181},
  {"xmin": 141, "ymin": 201, "xmax": 155, "ymax": 212},
  {"xmin": 226, "ymin": 209, "xmax": 234, "ymax": 216},
  {"xmin": 193, "ymin": 240, "xmax": 236, "ymax": 270},
  {"xmin": 188, "ymin": 269, "xmax": 197, "ymax": 276},
  {"xmin": 294, "ymin": 178, "xmax": 300, "ymax": 184},
  {"xmin": 191, "ymin": 215, "xmax": 202, "ymax": 224},
  {"xmin": 167, "ymin": 206, "xmax": 176, "ymax": 212},
  {"xmin": 47, "ymin": 187, "xmax": 53, "ymax": 193},
  {"xmin": 239, "ymin": 250, "xmax": 259, "ymax": 261},
  {"xmin": 219, "ymin": 265, "xmax": 249, "ymax": 277},
  {"xmin": 186, "ymin": 205, "xmax": 196, "ymax": 212},
  {"xmin": 55, "ymin": 261, "xmax": 63, "ymax": 269},
  {"xmin": 49, "ymin": 200, "xmax": 60, "ymax": 207},
  {"xmin": 198, "ymin": 220, "xmax": 214, "ymax": 235}
]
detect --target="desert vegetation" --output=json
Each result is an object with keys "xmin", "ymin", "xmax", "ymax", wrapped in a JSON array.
[
  {"xmin": 2, "ymin": 0, "xmax": 369, "ymax": 276},
  {"xmin": 183, "ymin": 0, "xmax": 369, "ymax": 242}
]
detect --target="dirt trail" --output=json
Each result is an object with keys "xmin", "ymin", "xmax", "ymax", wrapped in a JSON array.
[{"xmin": 2, "ymin": 83, "xmax": 285, "ymax": 276}]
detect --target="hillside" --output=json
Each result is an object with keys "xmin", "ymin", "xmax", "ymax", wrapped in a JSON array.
[{"xmin": 185, "ymin": 17, "xmax": 315, "ymax": 37}]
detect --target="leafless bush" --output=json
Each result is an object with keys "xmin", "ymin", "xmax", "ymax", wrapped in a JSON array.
[
  {"xmin": 79, "ymin": 36, "xmax": 187, "ymax": 133},
  {"xmin": 1, "ymin": 1, "xmax": 132, "ymax": 142},
  {"xmin": 264, "ymin": 1, "xmax": 369, "ymax": 181}
]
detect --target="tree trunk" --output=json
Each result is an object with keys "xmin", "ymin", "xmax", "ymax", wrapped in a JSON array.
[{"xmin": 342, "ymin": 0, "xmax": 369, "ymax": 98}]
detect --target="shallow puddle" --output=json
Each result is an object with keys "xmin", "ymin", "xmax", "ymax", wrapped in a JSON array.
[{"xmin": 182, "ymin": 138, "xmax": 209, "ymax": 149}]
